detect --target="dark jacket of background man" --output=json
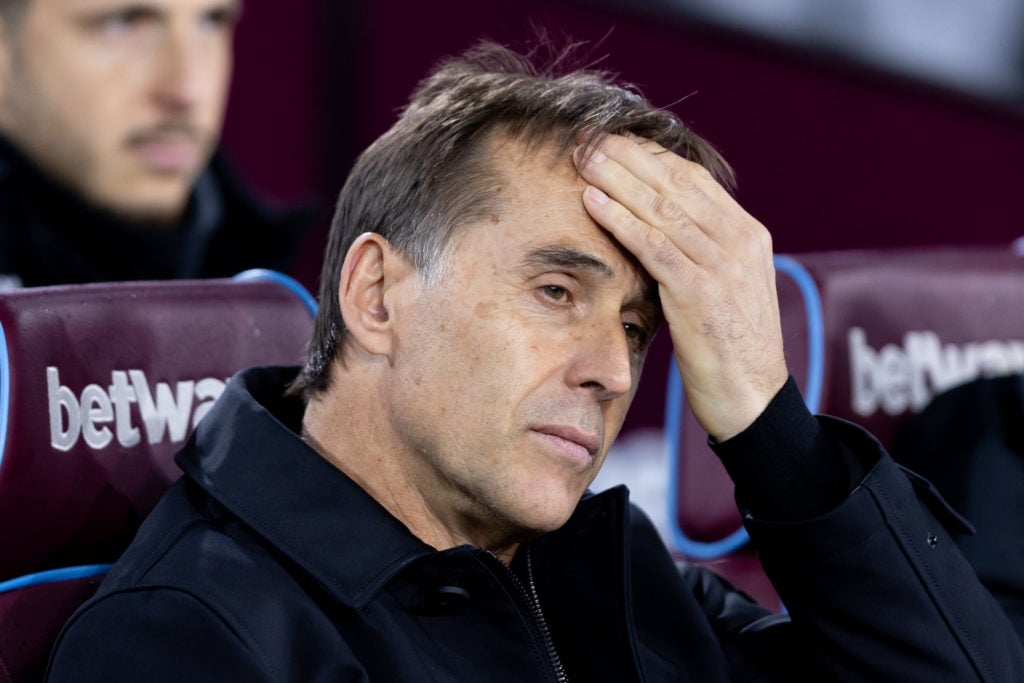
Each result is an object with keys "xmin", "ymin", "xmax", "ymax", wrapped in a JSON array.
[{"xmin": 0, "ymin": 138, "xmax": 306, "ymax": 288}]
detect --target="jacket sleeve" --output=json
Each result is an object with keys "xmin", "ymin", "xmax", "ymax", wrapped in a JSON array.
[
  {"xmin": 47, "ymin": 588, "xmax": 279, "ymax": 682},
  {"xmin": 707, "ymin": 379, "xmax": 1024, "ymax": 681},
  {"xmin": 746, "ymin": 420, "xmax": 1024, "ymax": 682}
]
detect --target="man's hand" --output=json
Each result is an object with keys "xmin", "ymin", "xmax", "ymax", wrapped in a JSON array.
[{"xmin": 575, "ymin": 134, "xmax": 788, "ymax": 441}]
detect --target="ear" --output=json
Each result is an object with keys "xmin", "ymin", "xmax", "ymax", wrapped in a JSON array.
[{"xmin": 338, "ymin": 232, "xmax": 413, "ymax": 358}]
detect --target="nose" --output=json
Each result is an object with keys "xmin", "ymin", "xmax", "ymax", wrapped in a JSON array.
[{"xmin": 567, "ymin": 319, "xmax": 635, "ymax": 401}]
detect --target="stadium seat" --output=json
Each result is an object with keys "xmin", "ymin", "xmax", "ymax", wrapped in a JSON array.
[
  {"xmin": 0, "ymin": 271, "xmax": 316, "ymax": 683},
  {"xmin": 666, "ymin": 245, "xmax": 1024, "ymax": 612}
]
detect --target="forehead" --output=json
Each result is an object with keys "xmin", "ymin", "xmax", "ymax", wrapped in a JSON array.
[
  {"xmin": 487, "ymin": 133, "xmax": 583, "ymax": 212},
  {"xmin": 454, "ymin": 134, "xmax": 655, "ymax": 295}
]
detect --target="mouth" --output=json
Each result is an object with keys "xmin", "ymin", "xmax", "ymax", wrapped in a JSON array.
[
  {"xmin": 126, "ymin": 126, "xmax": 206, "ymax": 175},
  {"xmin": 531, "ymin": 425, "xmax": 601, "ymax": 466}
]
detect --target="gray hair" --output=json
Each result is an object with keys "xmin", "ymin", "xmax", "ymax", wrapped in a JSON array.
[{"xmin": 298, "ymin": 38, "xmax": 733, "ymax": 396}]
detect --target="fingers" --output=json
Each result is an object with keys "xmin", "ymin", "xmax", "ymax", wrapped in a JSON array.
[
  {"xmin": 575, "ymin": 134, "xmax": 775, "ymax": 296},
  {"xmin": 579, "ymin": 182, "xmax": 707, "ymax": 290},
  {"xmin": 574, "ymin": 141, "xmax": 712, "ymax": 269},
  {"xmin": 575, "ymin": 135, "xmax": 758, "ymax": 257},
  {"xmin": 572, "ymin": 133, "xmax": 787, "ymax": 440}
]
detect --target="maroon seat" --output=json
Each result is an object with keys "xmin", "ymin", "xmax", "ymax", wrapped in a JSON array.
[
  {"xmin": 667, "ymin": 245, "xmax": 1024, "ymax": 612},
  {"xmin": 0, "ymin": 270, "xmax": 315, "ymax": 682}
]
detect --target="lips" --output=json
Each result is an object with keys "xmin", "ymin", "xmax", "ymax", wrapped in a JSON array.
[
  {"xmin": 532, "ymin": 425, "xmax": 601, "ymax": 464},
  {"xmin": 126, "ymin": 124, "xmax": 206, "ymax": 174},
  {"xmin": 130, "ymin": 137, "xmax": 201, "ymax": 173}
]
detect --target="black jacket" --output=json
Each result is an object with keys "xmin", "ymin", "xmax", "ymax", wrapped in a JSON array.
[
  {"xmin": 895, "ymin": 373, "xmax": 1024, "ymax": 640},
  {"xmin": 47, "ymin": 367, "xmax": 1024, "ymax": 681},
  {"xmin": 0, "ymin": 137, "xmax": 308, "ymax": 288}
]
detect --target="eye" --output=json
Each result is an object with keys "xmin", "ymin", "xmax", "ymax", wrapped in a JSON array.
[
  {"xmin": 95, "ymin": 7, "xmax": 156, "ymax": 35},
  {"xmin": 623, "ymin": 322, "xmax": 649, "ymax": 352},
  {"xmin": 201, "ymin": 4, "xmax": 241, "ymax": 32},
  {"xmin": 541, "ymin": 285, "xmax": 568, "ymax": 302}
]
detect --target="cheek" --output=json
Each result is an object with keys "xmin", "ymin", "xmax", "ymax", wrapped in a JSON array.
[
  {"xmin": 210, "ymin": 50, "xmax": 234, "ymax": 104},
  {"xmin": 37, "ymin": 36, "xmax": 118, "ymax": 94},
  {"xmin": 432, "ymin": 326, "xmax": 537, "ymax": 434},
  {"xmin": 442, "ymin": 323, "xmax": 520, "ymax": 402},
  {"xmin": 26, "ymin": 59, "xmax": 123, "ymax": 145},
  {"xmin": 390, "ymin": 329, "xmax": 511, "ymax": 465},
  {"xmin": 402, "ymin": 286, "xmax": 564, "ymax": 414},
  {"xmin": 187, "ymin": 46, "xmax": 233, "ymax": 127}
]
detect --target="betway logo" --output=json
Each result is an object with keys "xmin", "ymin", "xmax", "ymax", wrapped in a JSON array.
[
  {"xmin": 849, "ymin": 327, "xmax": 1024, "ymax": 417},
  {"xmin": 47, "ymin": 367, "xmax": 227, "ymax": 451}
]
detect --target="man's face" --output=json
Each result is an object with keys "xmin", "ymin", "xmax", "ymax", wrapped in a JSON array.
[
  {"xmin": 384, "ymin": 136, "xmax": 660, "ymax": 544},
  {"xmin": 0, "ymin": 0, "xmax": 239, "ymax": 221}
]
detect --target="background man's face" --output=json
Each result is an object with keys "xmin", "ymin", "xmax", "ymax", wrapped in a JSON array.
[{"xmin": 0, "ymin": 0, "xmax": 239, "ymax": 222}]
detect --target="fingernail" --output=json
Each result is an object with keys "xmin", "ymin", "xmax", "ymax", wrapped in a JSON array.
[
  {"xmin": 590, "ymin": 148, "xmax": 607, "ymax": 163},
  {"xmin": 585, "ymin": 186, "xmax": 609, "ymax": 204}
]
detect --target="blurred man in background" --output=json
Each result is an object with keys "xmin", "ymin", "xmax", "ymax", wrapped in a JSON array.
[{"xmin": 0, "ymin": 0, "xmax": 306, "ymax": 289}]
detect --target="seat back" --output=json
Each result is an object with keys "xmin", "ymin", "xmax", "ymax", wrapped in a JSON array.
[
  {"xmin": 0, "ymin": 270, "xmax": 315, "ymax": 682},
  {"xmin": 666, "ymin": 246, "xmax": 1024, "ymax": 610}
]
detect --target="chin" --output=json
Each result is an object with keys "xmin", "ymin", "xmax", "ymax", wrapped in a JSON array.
[
  {"xmin": 98, "ymin": 193, "xmax": 190, "ymax": 227},
  {"xmin": 510, "ymin": 494, "xmax": 580, "ymax": 536}
]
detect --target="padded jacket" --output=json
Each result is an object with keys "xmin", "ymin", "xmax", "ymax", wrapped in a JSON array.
[{"xmin": 47, "ymin": 367, "xmax": 1024, "ymax": 681}]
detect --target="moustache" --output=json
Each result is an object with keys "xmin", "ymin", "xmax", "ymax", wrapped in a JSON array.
[{"xmin": 125, "ymin": 121, "xmax": 207, "ymax": 147}]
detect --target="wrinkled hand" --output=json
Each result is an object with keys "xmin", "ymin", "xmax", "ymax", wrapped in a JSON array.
[{"xmin": 575, "ymin": 134, "xmax": 788, "ymax": 441}]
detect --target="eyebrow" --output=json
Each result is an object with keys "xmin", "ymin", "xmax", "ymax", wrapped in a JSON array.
[{"xmin": 520, "ymin": 246, "xmax": 615, "ymax": 279}]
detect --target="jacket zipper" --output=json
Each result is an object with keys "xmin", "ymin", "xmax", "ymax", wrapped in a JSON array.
[{"xmin": 489, "ymin": 548, "xmax": 569, "ymax": 683}]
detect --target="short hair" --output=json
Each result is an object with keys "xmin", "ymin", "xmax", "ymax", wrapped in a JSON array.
[
  {"xmin": 0, "ymin": 0, "xmax": 29, "ymax": 28},
  {"xmin": 298, "ymin": 38, "xmax": 732, "ymax": 396}
]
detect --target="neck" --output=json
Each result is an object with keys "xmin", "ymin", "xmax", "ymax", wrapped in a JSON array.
[{"xmin": 302, "ymin": 364, "xmax": 521, "ymax": 564}]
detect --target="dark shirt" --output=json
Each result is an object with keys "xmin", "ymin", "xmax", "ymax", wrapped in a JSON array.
[{"xmin": 0, "ymin": 136, "xmax": 308, "ymax": 288}]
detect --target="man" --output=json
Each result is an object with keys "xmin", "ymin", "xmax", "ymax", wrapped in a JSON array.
[
  {"xmin": 0, "ymin": 0, "xmax": 304, "ymax": 289},
  {"xmin": 48, "ymin": 41, "xmax": 1024, "ymax": 680}
]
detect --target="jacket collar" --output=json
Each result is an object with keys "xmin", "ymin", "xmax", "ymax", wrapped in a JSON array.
[
  {"xmin": 176, "ymin": 366, "xmax": 631, "ymax": 610},
  {"xmin": 176, "ymin": 366, "xmax": 435, "ymax": 608}
]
